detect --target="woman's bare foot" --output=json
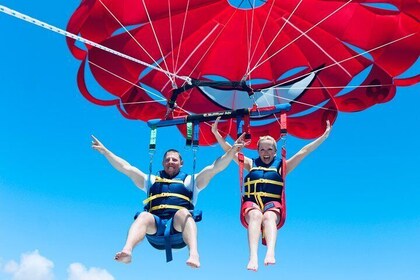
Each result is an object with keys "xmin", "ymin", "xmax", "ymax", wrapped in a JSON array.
[
  {"xmin": 264, "ymin": 254, "xmax": 276, "ymax": 266},
  {"xmin": 247, "ymin": 257, "xmax": 258, "ymax": 271},
  {"xmin": 186, "ymin": 254, "xmax": 200, "ymax": 268},
  {"xmin": 114, "ymin": 251, "xmax": 132, "ymax": 264}
]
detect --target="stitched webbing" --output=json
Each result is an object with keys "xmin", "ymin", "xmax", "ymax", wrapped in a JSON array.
[
  {"xmin": 143, "ymin": 192, "xmax": 191, "ymax": 205},
  {"xmin": 148, "ymin": 204, "xmax": 186, "ymax": 212},
  {"xmin": 154, "ymin": 177, "xmax": 184, "ymax": 184},
  {"xmin": 244, "ymin": 178, "xmax": 284, "ymax": 188},
  {"xmin": 249, "ymin": 166, "xmax": 277, "ymax": 172}
]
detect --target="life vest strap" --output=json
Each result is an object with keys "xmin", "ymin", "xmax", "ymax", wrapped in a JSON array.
[
  {"xmin": 243, "ymin": 191, "xmax": 281, "ymax": 199},
  {"xmin": 148, "ymin": 204, "xmax": 186, "ymax": 212},
  {"xmin": 143, "ymin": 193, "xmax": 191, "ymax": 205},
  {"xmin": 243, "ymin": 191, "xmax": 281, "ymax": 211},
  {"xmin": 244, "ymin": 178, "xmax": 284, "ymax": 188},
  {"xmin": 249, "ymin": 166, "xmax": 277, "ymax": 172},
  {"xmin": 154, "ymin": 176, "xmax": 184, "ymax": 184}
]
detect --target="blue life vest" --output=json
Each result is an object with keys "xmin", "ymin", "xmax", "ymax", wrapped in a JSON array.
[
  {"xmin": 243, "ymin": 157, "xmax": 284, "ymax": 209},
  {"xmin": 144, "ymin": 170, "xmax": 194, "ymax": 219}
]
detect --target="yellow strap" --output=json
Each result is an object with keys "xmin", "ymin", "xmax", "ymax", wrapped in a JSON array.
[
  {"xmin": 148, "ymin": 204, "xmax": 185, "ymax": 212},
  {"xmin": 250, "ymin": 166, "xmax": 277, "ymax": 172},
  {"xmin": 244, "ymin": 178, "xmax": 284, "ymax": 187},
  {"xmin": 243, "ymin": 192, "xmax": 281, "ymax": 210},
  {"xmin": 143, "ymin": 192, "xmax": 191, "ymax": 205},
  {"xmin": 243, "ymin": 191, "xmax": 281, "ymax": 199},
  {"xmin": 154, "ymin": 176, "xmax": 184, "ymax": 184},
  {"xmin": 244, "ymin": 176, "xmax": 282, "ymax": 210}
]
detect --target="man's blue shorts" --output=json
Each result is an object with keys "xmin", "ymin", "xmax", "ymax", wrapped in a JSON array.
[{"xmin": 146, "ymin": 214, "xmax": 186, "ymax": 250}]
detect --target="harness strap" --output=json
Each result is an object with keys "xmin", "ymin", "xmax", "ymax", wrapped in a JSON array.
[
  {"xmin": 243, "ymin": 191, "xmax": 281, "ymax": 199},
  {"xmin": 143, "ymin": 192, "xmax": 192, "ymax": 205},
  {"xmin": 164, "ymin": 218, "xmax": 174, "ymax": 262},
  {"xmin": 244, "ymin": 191, "xmax": 281, "ymax": 211},
  {"xmin": 148, "ymin": 127, "xmax": 157, "ymax": 190},
  {"xmin": 186, "ymin": 122, "xmax": 193, "ymax": 146},
  {"xmin": 238, "ymin": 152, "xmax": 245, "ymax": 223},
  {"xmin": 243, "ymin": 114, "xmax": 251, "ymax": 142},
  {"xmin": 278, "ymin": 145, "xmax": 287, "ymax": 229},
  {"xmin": 191, "ymin": 122, "xmax": 199, "ymax": 190},
  {"xmin": 148, "ymin": 204, "xmax": 186, "ymax": 212},
  {"xmin": 154, "ymin": 177, "xmax": 184, "ymax": 184},
  {"xmin": 149, "ymin": 127, "xmax": 157, "ymax": 150},
  {"xmin": 244, "ymin": 175, "xmax": 283, "ymax": 211},
  {"xmin": 238, "ymin": 153, "xmax": 245, "ymax": 191},
  {"xmin": 244, "ymin": 178, "xmax": 284, "ymax": 188},
  {"xmin": 250, "ymin": 166, "xmax": 277, "ymax": 172}
]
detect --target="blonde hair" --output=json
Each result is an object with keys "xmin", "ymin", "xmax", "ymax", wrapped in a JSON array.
[{"xmin": 257, "ymin": 136, "xmax": 277, "ymax": 151}]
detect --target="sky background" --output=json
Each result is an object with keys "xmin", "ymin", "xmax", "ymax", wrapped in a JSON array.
[{"xmin": 1, "ymin": 1, "xmax": 419, "ymax": 280}]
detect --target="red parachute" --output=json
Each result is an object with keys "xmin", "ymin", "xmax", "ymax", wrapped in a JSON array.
[{"xmin": 66, "ymin": 0, "xmax": 419, "ymax": 148}]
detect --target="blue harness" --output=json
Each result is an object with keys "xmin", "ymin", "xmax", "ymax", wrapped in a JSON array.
[{"xmin": 140, "ymin": 171, "xmax": 202, "ymax": 262}]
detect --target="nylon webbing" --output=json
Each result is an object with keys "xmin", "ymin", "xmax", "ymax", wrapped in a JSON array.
[
  {"xmin": 142, "ymin": 192, "xmax": 191, "ymax": 205},
  {"xmin": 149, "ymin": 127, "xmax": 157, "ymax": 150},
  {"xmin": 186, "ymin": 122, "xmax": 193, "ymax": 146},
  {"xmin": 148, "ymin": 127, "xmax": 157, "ymax": 189}
]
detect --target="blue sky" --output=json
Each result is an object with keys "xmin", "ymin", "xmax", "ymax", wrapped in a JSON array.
[{"xmin": 0, "ymin": 1, "xmax": 419, "ymax": 280}]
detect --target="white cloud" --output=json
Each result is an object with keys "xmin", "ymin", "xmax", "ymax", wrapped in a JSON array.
[
  {"xmin": 1, "ymin": 251, "xmax": 114, "ymax": 280},
  {"xmin": 67, "ymin": 263, "xmax": 114, "ymax": 280},
  {"xmin": 2, "ymin": 250, "xmax": 54, "ymax": 280}
]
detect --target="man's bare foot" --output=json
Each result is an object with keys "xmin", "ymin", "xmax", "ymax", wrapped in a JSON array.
[
  {"xmin": 264, "ymin": 254, "xmax": 276, "ymax": 266},
  {"xmin": 186, "ymin": 254, "xmax": 200, "ymax": 268},
  {"xmin": 247, "ymin": 258, "xmax": 258, "ymax": 271},
  {"xmin": 114, "ymin": 251, "xmax": 132, "ymax": 264}
]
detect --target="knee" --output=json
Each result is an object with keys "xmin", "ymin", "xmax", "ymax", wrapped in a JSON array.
[
  {"xmin": 174, "ymin": 208, "xmax": 192, "ymax": 220},
  {"xmin": 174, "ymin": 208, "xmax": 195, "ymax": 232},
  {"xmin": 262, "ymin": 211, "xmax": 278, "ymax": 227},
  {"xmin": 247, "ymin": 209, "xmax": 263, "ymax": 223},
  {"xmin": 135, "ymin": 211, "xmax": 155, "ymax": 225}
]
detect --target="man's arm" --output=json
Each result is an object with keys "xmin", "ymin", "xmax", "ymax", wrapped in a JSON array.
[
  {"xmin": 91, "ymin": 135, "xmax": 148, "ymax": 190},
  {"xmin": 286, "ymin": 121, "xmax": 331, "ymax": 175},
  {"xmin": 195, "ymin": 135, "xmax": 245, "ymax": 190}
]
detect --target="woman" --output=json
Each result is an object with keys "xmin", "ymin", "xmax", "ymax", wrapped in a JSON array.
[{"xmin": 211, "ymin": 118, "xmax": 331, "ymax": 271}]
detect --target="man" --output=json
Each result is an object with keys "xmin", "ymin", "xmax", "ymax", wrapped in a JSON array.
[{"xmin": 91, "ymin": 134, "xmax": 244, "ymax": 268}]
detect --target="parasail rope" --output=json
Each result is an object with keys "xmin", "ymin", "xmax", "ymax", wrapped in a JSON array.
[
  {"xmin": 87, "ymin": 60, "xmax": 166, "ymax": 104},
  {"xmin": 261, "ymin": 32, "xmax": 417, "ymax": 95},
  {"xmin": 140, "ymin": 0, "xmax": 175, "ymax": 86},
  {"xmin": 97, "ymin": 0, "xmax": 174, "ymax": 83},
  {"xmin": 284, "ymin": 17, "xmax": 351, "ymax": 77},
  {"xmin": 173, "ymin": 0, "xmax": 191, "ymax": 74},
  {"xmin": 247, "ymin": 0, "xmax": 303, "ymax": 77},
  {"xmin": 170, "ymin": 6, "xmax": 242, "ymax": 88},
  {"xmin": 0, "ymin": 5, "xmax": 192, "ymax": 85},
  {"xmin": 248, "ymin": 0, "xmax": 352, "ymax": 76}
]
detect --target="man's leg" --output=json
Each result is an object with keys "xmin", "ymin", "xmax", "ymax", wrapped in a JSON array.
[
  {"xmin": 173, "ymin": 208, "xmax": 200, "ymax": 268},
  {"xmin": 115, "ymin": 211, "xmax": 156, "ymax": 264}
]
